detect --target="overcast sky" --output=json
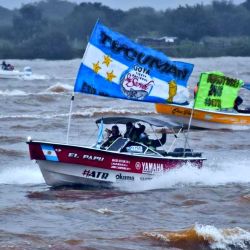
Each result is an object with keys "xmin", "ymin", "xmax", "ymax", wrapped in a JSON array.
[{"xmin": 0, "ymin": 0, "xmax": 246, "ymax": 10}]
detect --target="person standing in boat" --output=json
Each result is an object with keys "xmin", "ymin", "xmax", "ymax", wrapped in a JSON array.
[{"xmin": 102, "ymin": 125, "xmax": 121, "ymax": 148}]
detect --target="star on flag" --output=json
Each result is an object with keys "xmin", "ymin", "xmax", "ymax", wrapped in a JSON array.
[
  {"xmin": 106, "ymin": 70, "xmax": 116, "ymax": 82},
  {"xmin": 102, "ymin": 55, "xmax": 112, "ymax": 67},
  {"xmin": 92, "ymin": 61, "xmax": 101, "ymax": 73}
]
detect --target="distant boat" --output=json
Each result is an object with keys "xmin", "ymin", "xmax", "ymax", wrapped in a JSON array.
[
  {"xmin": 156, "ymin": 72, "xmax": 250, "ymax": 130},
  {"xmin": 156, "ymin": 103, "xmax": 250, "ymax": 130},
  {"xmin": 0, "ymin": 66, "xmax": 32, "ymax": 79}
]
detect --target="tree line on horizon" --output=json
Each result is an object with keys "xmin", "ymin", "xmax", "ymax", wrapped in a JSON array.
[{"xmin": 0, "ymin": 0, "xmax": 250, "ymax": 59}]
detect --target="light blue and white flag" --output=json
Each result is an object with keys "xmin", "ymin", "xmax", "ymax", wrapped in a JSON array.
[
  {"xmin": 41, "ymin": 144, "xmax": 59, "ymax": 161},
  {"xmin": 97, "ymin": 118, "xmax": 104, "ymax": 144},
  {"xmin": 74, "ymin": 21, "xmax": 194, "ymax": 104}
]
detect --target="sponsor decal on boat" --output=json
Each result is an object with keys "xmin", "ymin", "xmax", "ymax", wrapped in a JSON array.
[
  {"xmin": 142, "ymin": 162, "xmax": 164, "ymax": 174},
  {"xmin": 135, "ymin": 162, "xmax": 141, "ymax": 170},
  {"xmin": 111, "ymin": 158, "xmax": 131, "ymax": 170},
  {"xmin": 82, "ymin": 169, "xmax": 109, "ymax": 179},
  {"xmin": 126, "ymin": 145, "xmax": 143, "ymax": 153},
  {"xmin": 172, "ymin": 108, "xmax": 191, "ymax": 116},
  {"xmin": 116, "ymin": 173, "xmax": 134, "ymax": 181},
  {"xmin": 140, "ymin": 176, "xmax": 153, "ymax": 181}
]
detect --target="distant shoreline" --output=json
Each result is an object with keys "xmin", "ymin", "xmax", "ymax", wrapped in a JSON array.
[{"xmin": 0, "ymin": 0, "xmax": 250, "ymax": 59}]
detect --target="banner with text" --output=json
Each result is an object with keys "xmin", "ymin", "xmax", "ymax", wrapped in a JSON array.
[
  {"xmin": 74, "ymin": 21, "xmax": 194, "ymax": 104},
  {"xmin": 194, "ymin": 72, "xmax": 243, "ymax": 110}
]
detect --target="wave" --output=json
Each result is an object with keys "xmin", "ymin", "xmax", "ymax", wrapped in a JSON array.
[
  {"xmin": 0, "ymin": 148, "xmax": 25, "ymax": 157},
  {"xmin": 72, "ymin": 108, "xmax": 156, "ymax": 118},
  {"xmin": 0, "ymin": 89, "xmax": 28, "ymax": 96},
  {"xmin": 0, "ymin": 135, "xmax": 24, "ymax": 144},
  {"xmin": 45, "ymin": 83, "xmax": 73, "ymax": 93},
  {"xmin": 22, "ymin": 74, "xmax": 50, "ymax": 80},
  {"xmin": 0, "ymin": 109, "xmax": 156, "ymax": 120},
  {"xmin": 0, "ymin": 83, "xmax": 73, "ymax": 96},
  {"xmin": 0, "ymin": 164, "xmax": 44, "ymax": 185},
  {"xmin": 143, "ymin": 224, "xmax": 250, "ymax": 250},
  {"xmin": 115, "ymin": 160, "xmax": 250, "ymax": 192}
]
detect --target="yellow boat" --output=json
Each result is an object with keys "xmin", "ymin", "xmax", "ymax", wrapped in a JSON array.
[{"xmin": 155, "ymin": 103, "xmax": 250, "ymax": 130}]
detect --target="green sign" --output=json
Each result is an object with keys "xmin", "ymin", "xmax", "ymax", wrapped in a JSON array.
[{"xmin": 194, "ymin": 72, "xmax": 243, "ymax": 110}]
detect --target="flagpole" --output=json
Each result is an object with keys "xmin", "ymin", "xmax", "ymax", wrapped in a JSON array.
[
  {"xmin": 66, "ymin": 21, "xmax": 94, "ymax": 145},
  {"xmin": 184, "ymin": 102, "xmax": 195, "ymax": 155},
  {"xmin": 66, "ymin": 93, "xmax": 74, "ymax": 144},
  {"xmin": 184, "ymin": 89, "xmax": 197, "ymax": 156}
]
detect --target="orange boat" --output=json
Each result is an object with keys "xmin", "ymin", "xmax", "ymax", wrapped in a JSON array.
[{"xmin": 155, "ymin": 103, "xmax": 250, "ymax": 130}]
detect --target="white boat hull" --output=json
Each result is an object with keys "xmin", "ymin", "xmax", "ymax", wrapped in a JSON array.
[{"xmin": 38, "ymin": 160, "xmax": 151, "ymax": 188}]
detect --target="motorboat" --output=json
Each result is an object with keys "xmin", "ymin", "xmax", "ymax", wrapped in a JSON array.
[
  {"xmin": 0, "ymin": 66, "xmax": 32, "ymax": 79},
  {"xmin": 155, "ymin": 72, "xmax": 250, "ymax": 130},
  {"xmin": 27, "ymin": 116, "xmax": 206, "ymax": 188},
  {"xmin": 156, "ymin": 103, "xmax": 250, "ymax": 130},
  {"xmin": 27, "ymin": 22, "xmax": 206, "ymax": 188}
]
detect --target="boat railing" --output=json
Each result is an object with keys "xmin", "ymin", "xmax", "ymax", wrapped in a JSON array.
[{"xmin": 157, "ymin": 148, "xmax": 202, "ymax": 158}]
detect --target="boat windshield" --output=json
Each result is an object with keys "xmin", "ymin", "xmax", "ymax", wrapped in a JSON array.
[{"xmin": 106, "ymin": 138, "xmax": 161, "ymax": 156}]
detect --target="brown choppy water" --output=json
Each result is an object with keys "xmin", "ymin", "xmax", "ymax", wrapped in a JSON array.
[{"xmin": 0, "ymin": 58, "xmax": 250, "ymax": 249}]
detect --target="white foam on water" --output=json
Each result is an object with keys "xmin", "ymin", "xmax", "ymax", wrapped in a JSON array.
[
  {"xmin": 94, "ymin": 208, "xmax": 122, "ymax": 214},
  {"xmin": 0, "ymin": 89, "xmax": 28, "ymax": 96},
  {"xmin": 22, "ymin": 74, "xmax": 49, "ymax": 80},
  {"xmin": 1, "ymin": 155, "xmax": 249, "ymax": 188},
  {"xmin": 116, "ymin": 159, "xmax": 250, "ymax": 192},
  {"xmin": 195, "ymin": 224, "xmax": 250, "ymax": 250},
  {"xmin": 0, "ymin": 109, "xmax": 155, "ymax": 120},
  {"xmin": 0, "ymin": 164, "xmax": 44, "ymax": 185}
]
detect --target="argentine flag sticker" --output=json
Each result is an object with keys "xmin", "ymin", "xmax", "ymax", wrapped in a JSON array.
[{"xmin": 41, "ymin": 144, "xmax": 59, "ymax": 161}]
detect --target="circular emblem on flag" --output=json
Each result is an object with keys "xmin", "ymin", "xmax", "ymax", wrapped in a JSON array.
[
  {"xmin": 120, "ymin": 65, "xmax": 154, "ymax": 100},
  {"xmin": 135, "ymin": 162, "xmax": 141, "ymax": 170}
]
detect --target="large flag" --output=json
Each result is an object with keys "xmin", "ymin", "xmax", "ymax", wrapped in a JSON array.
[
  {"xmin": 74, "ymin": 21, "xmax": 194, "ymax": 104},
  {"xmin": 194, "ymin": 72, "xmax": 243, "ymax": 110}
]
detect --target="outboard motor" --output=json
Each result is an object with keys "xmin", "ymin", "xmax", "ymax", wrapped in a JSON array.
[{"xmin": 23, "ymin": 66, "xmax": 32, "ymax": 76}]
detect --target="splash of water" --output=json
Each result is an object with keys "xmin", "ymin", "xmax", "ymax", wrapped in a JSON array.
[
  {"xmin": 0, "ymin": 89, "xmax": 27, "ymax": 96},
  {"xmin": 115, "ymin": 160, "xmax": 250, "ymax": 192},
  {"xmin": 0, "ymin": 164, "xmax": 44, "ymax": 185},
  {"xmin": 1, "ymin": 156, "xmax": 249, "ymax": 188}
]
